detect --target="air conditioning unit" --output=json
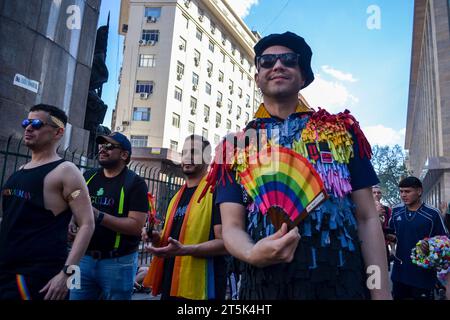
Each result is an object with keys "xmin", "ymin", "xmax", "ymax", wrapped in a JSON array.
[
  {"xmin": 192, "ymin": 84, "xmax": 198, "ymax": 91},
  {"xmin": 148, "ymin": 40, "xmax": 156, "ymax": 46},
  {"xmin": 238, "ymin": 93, "xmax": 243, "ymax": 98},
  {"xmin": 190, "ymin": 108, "xmax": 196, "ymax": 115},
  {"xmin": 236, "ymin": 114, "xmax": 241, "ymax": 120},
  {"xmin": 194, "ymin": 57, "xmax": 199, "ymax": 66},
  {"xmin": 216, "ymin": 101, "xmax": 222, "ymax": 107},
  {"xmin": 207, "ymin": 70, "xmax": 212, "ymax": 77},
  {"xmin": 139, "ymin": 39, "xmax": 147, "ymax": 46},
  {"xmin": 246, "ymin": 103, "xmax": 250, "ymax": 108},
  {"xmin": 184, "ymin": 0, "xmax": 191, "ymax": 8},
  {"xmin": 179, "ymin": 44, "xmax": 185, "ymax": 50},
  {"xmin": 204, "ymin": 116, "xmax": 209, "ymax": 122},
  {"xmin": 147, "ymin": 16, "xmax": 157, "ymax": 23},
  {"xmin": 177, "ymin": 73, "xmax": 183, "ymax": 80},
  {"xmin": 228, "ymin": 108, "xmax": 232, "ymax": 115},
  {"xmin": 221, "ymin": 39, "xmax": 226, "ymax": 45},
  {"xmin": 211, "ymin": 28, "xmax": 215, "ymax": 34},
  {"xmin": 231, "ymin": 49, "xmax": 236, "ymax": 55},
  {"xmin": 215, "ymin": 122, "xmax": 220, "ymax": 128},
  {"xmin": 140, "ymin": 93, "xmax": 149, "ymax": 99},
  {"xmin": 122, "ymin": 121, "xmax": 130, "ymax": 126},
  {"xmin": 199, "ymin": 15, "xmax": 204, "ymax": 22},
  {"xmin": 218, "ymin": 75, "xmax": 223, "ymax": 82}
]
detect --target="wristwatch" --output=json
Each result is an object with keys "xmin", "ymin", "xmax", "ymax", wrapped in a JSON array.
[{"xmin": 62, "ymin": 265, "xmax": 72, "ymax": 276}]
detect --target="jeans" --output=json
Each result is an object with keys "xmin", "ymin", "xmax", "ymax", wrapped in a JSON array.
[{"xmin": 69, "ymin": 251, "xmax": 138, "ymax": 300}]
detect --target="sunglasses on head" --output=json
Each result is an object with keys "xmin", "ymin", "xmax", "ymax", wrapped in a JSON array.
[
  {"xmin": 21, "ymin": 119, "xmax": 59, "ymax": 130},
  {"xmin": 99, "ymin": 143, "xmax": 122, "ymax": 151},
  {"xmin": 257, "ymin": 53, "xmax": 300, "ymax": 69}
]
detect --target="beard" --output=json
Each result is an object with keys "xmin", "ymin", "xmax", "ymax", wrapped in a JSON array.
[
  {"xmin": 99, "ymin": 157, "xmax": 120, "ymax": 169},
  {"xmin": 182, "ymin": 164, "xmax": 206, "ymax": 176}
]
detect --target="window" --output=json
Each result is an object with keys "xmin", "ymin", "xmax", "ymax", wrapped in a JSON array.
[
  {"xmin": 194, "ymin": 50, "xmax": 201, "ymax": 66},
  {"xmin": 188, "ymin": 121, "xmax": 195, "ymax": 134},
  {"xmin": 190, "ymin": 97, "xmax": 197, "ymax": 110},
  {"xmin": 192, "ymin": 72, "xmax": 199, "ymax": 85},
  {"xmin": 170, "ymin": 140, "xmax": 178, "ymax": 151},
  {"xmin": 248, "ymin": 76, "xmax": 252, "ymax": 87},
  {"xmin": 218, "ymin": 70, "xmax": 224, "ymax": 82},
  {"xmin": 209, "ymin": 40, "xmax": 215, "ymax": 52},
  {"xmin": 231, "ymin": 43, "xmax": 236, "ymax": 55},
  {"xmin": 202, "ymin": 128, "xmax": 208, "ymax": 139},
  {"xmin": 205, "ymin": 82, "xmax": 211, "ymax": 95},
  {"xmin": 145, "ymin": 7, "xmax": 161, "ymax": 18},
  {"xmin": 172, "ymin": 113, "xmax": 180, "ymax": 128},
  {"xmin": 245, "ymin": 112, "xmax": 250, "ymax": 124},
  {"xmin": 174, "ymin": 87, "xmax": 183, "ymax": 101},
  {"xmin": 231, "ymin": 61, "xmax": 235, "ymax": 72},
  {"xmin": 135, "ymin": 81, "xmax": 154, "ymax": 94},
  {"xmin": 139, "ymin": 54, "xmax": 156, "ymax": 67},
  {"xmin": 229, "ymin": 80, "xmax": 234, "ymax": 93},
  {"xmin": 179, "ymin": 37, "xmax": 186, "ymax": 51},
  {"xmin": 226, "ymin": 119, "xmax": 231, "ymax": 130},
  {"xmin": 131, "ymin": 135, "xmax": 148, "ymax": 148},
  {"xmin": 246, "ymin": 94, "xmax": 250, "ymax": 107},
  {"xmin": 214, "ymin": 134, "xmax": 220, "ymax": 145},
  {"xmin": 196, "ymin": 28, "xmax": 203, "ymax": 41},
  {"xmin": 221, "ymin": 51, "xmax": 226, "ymax": 63},
  {"xmin": 216, "ymin": 113, "xmax": 221, "ymax": 126},
  {"xmin": 227, "ymin": 99, "xmax": 232, "ymax": 112},
  {"xmin": 204, "ymin": 105, "xmax": 210, "ymax": 118},
  {"xmin": 142, "ymin": 30, "xmax": 159, "ymax": 42},
  {"xmin": 238, "ymin": 87, "xmax": 243, "ymax": 98},
  {"xmin": 221, "ymin": 35, "xmax": 226, "ymax": 45},
  {"xmin": 133, "ymin": 107, "xmax": 151, "ymax": 121},
  {"xmin": 236, "ymin": 125, "xmax": 241, "ymax": 132},
  {"xmin": 210, "ymin": 21, "xmax": 216, "ymax": 34},
  {"xmin": 182, "ymin": 14, "xmax": 189, "ymax": 29},
  {"xmin": 207, "ymin": 60, "xmax": 213, "ymax": 77},
  {"xmin": 240, "ymin": 69, "xmax": 244, "ymax": 80},
  {"xmin": 176, "ymin": 61, "xmax": 184, "ymax": 76},
  {"xmin": 217, "ymin": 91, "xmax": 223, "ymax": 102},
  {"xmin": 237, "ymin": 106, "xmax": 242, "ymax": 118}
]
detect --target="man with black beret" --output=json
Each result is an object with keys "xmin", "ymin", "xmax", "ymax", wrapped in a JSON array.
[{"xmin": 205, "ymin": 31, "xmax": 391, "ymax": 299}]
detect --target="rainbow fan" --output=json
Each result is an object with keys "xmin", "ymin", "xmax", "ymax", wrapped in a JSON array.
[{"xmin": 239, "ymin": 146, "xmax": 327, "ymax": 230}]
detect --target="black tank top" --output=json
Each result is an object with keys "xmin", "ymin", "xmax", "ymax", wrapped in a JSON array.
[{"xmin": 0, "ymin": 159, "xmax": 72, "ymax": 278}]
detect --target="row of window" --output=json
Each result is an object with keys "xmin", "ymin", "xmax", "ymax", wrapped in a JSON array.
[{"xmin": 171, "ymin": 110, "xmax": 248, "ymax": 129}]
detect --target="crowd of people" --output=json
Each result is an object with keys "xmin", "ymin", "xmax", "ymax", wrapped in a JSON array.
[{"xmin": 0, "ymin": 31, "xmax": 448, "ymax": 300}]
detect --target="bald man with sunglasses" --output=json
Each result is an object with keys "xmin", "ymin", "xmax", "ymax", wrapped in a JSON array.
[{"xmin": 0, "ymin": 104, "xmax": 95, "ymax": 300}]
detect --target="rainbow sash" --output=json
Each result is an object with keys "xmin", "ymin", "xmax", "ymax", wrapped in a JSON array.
[{"xmin": 143, "ymin": 177, "xmax": 215, "ymax": 299}]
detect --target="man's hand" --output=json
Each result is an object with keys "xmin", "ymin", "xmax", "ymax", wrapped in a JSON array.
[
  {"xmin": 248, "ymin": 223, "xmax": 300, "ymax": 268},
  {"xmin": 39, "ymin": 271, "xmax": 69, "ymax": 300},
  {"xmin": 144, "ymin": 237, "xmax": 187, "ymax": 257},
  {"xmin": 141, "ymin": 227, "xmax": 161, "ymax": 246}
]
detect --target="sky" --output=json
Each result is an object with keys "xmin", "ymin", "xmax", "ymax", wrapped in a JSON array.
[{"xmin": 98, "ymin": 0, "xmax": 414, "ymax": 148}]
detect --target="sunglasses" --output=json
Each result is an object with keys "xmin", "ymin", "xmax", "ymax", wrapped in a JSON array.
[
  {"xmin": 257, "ymin": 53, "xmax": 300, "ymax": 69},
  {"xmin": 99, "ymin": 143, "xmax": 122, "ymax": 151},
  {"xmin": 21, "ymin": 119, "xmax": 59, "ymax": 130}
]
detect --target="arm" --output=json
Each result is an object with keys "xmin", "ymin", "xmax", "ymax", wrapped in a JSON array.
[
  {"xmin": 41, "ymin": 163, "xmax": 95, "ymax": 300},
  {"xmin": 219, "ymin": 202, "xmax": 300, "ymax": 268},
  {"xmin": 352, "ymin": 187, "xmax": 391, "ymax": 300},
  {"xmin": 146, "ymin": 225, "xmax": 227, "ymax": 258},
  {"xmin": 95, "ymin": 208, "xmax": 146, "ymax": 236}
]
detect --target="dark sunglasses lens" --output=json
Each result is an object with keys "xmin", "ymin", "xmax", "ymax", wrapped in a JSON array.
[
  {"xmin": 281, "ymin": 53, "xmax": 298, "ymax": 67},
  {"xmin": 21, "ymin": 119, "xmax": 30, "ymax": 128},
  {"xmin": 259, "ymin": 55, "xmax": 277, "ymax": 68}
]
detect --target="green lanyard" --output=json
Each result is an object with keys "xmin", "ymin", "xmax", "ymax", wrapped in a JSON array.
[{"xmin": 86, "ymin": 172, "xmax": 125, "ymax": 250}]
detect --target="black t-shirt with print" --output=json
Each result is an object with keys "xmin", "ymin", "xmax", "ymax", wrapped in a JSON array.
[
  {"xmin": 161, "ymin": 186, "xmax": 227, "ymax": 300},
  {"xmin": 84, "ymin": 168, "xmax": 149, "ymax": 255}
]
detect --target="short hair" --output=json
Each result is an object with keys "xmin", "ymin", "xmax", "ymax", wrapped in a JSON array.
[
  {"xmin": 30, "ymin": 104, "xmax": 68, "ymax": 126},
  {"xmin": 398, "ymin": 176, "xmax": 422, "ymax": 189}
]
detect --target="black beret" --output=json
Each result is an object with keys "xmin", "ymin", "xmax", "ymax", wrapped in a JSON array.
[{"xmin": 254, "ymin": 31, "xmax": 314, "ymax": 89}]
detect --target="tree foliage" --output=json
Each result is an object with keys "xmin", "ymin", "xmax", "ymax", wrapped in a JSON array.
[{"xmin": 371, "ymin": 145, "xmax": 410, "ymax": 207}]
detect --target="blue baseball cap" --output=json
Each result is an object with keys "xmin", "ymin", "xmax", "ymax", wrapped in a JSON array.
[{"xmin": 96, "ymin": 132, "xmax": 132, "ymax": 156}]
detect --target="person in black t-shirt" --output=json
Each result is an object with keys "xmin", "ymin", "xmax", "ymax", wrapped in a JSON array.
[
  {"xmin": 142, "ymin": 135, "xmax": 227, "ymax": 300},
  {"xmin": 0, "ymin": 104, "xmax": 95, "ymax": 300},
  {"xmin": 69, "ymin": 132, "xmax": 148, "ymax": 300}
]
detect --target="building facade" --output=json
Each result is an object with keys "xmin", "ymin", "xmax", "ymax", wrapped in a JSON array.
[
  {"xmin": 405, "ymin": 0, "xmax": 450, "ymax": 207},
  {"xmin": 114, "ymin": 0, "xmax": 262, "ymax": 159},
  {"xmin": 0, "ymin": 0, "xmax": 101, "ymax": 152}
]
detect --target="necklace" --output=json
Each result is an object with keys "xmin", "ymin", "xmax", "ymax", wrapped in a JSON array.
[{"xmin": 405, "ymin": 208, "xmax": 417, "ymax": 222}]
